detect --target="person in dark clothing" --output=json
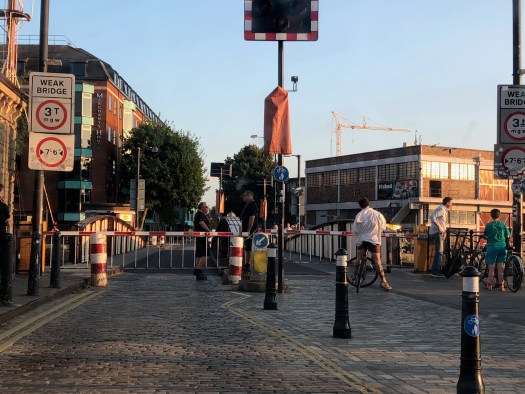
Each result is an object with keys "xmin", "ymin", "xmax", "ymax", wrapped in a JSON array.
[
  {"xmin": 0, "ymin": 184, "xmax": 10, "ymax": 259},
  {"xmin": 241, "ymin": 190, "xmax": 258, "ymax": 270},
  {"xmin": 193, "ymin": 201, "xmax": 212, "ymax": 281}
]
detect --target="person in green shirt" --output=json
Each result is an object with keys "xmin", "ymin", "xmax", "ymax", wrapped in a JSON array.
[{"xmin": 483, "ymin": 209, "xmax": 511, "ymax": 291}]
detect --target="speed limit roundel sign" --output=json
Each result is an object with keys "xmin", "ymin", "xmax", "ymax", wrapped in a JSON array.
[{"xmin": 504, "ymin": 111, "xmax": 525, "ymax": 141}]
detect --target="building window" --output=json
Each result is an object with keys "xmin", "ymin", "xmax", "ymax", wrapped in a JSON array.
[
  {"xmin": 429, "ymin": 180, "xmax": 442, "ymax": 197},
  {"xmin": 398, "ymin": 161, "xmax": 418, "ymax": 179},
  {"xmin": 81, "ymin": 92, "xmax": 92, "ymax": 117},
  {"xmin": 108, "ymin": 95, "xmax": 112, "ymax": 109},
  {"xmin": 450, "ymin": 211, "xmax": 476, "ymax": 225},
  {"xmin": 422, "ymin": 161, "xmax": 448, "ymax": 179},
  {"xmin": 359, "ymin": 166, "xmax": 375, "ymax": 183},
  {"xmin": 340, "ymin": 168, "xmax": 358, "ymax": 185},
  {"xmin": 307, "ymin": 173, "xmax": 322, "ymax": 187},
  {"xmin": 378, "ymin": 164, "xmax": 397, "ymax": 181},
  {"xmin": 451, "ymin": 163, "xmax": 475, "ymax": 180},
  {"xmin": 324, "ymin": 171, "xmax": 338, "ymax": 186}
]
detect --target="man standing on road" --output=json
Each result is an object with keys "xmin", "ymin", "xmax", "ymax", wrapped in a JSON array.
[
  {"xmin": 241, "ymin": 190, "xmax": 258, "ymax": 272},
  {"xmin": 351, "ymin": 198, "xmax": 392, "ymax": 291},
  {"xmin": 429, "ymin": 196, "xmax": 453, "ymax": 277},
  {"xmin": 193, "ymin": 202, "xmax": 212, "ymax": 281}
]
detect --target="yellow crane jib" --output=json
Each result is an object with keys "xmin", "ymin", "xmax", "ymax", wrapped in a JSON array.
[{"xmin": 332, "ymin": 111, "xmax": 413, "ymax": 157}]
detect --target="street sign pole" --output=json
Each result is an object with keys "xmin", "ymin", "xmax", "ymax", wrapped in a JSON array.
[
  {"xmin": 277, "ymin": 40, "xmax": 285, "ymax": 294},
  {"xmin": 27, "ymin": 0, "xmax": 49, "ymax": 296},
  {"xmin": 512, "ymin": 0, "xmax": 522, "ymax": 255}
]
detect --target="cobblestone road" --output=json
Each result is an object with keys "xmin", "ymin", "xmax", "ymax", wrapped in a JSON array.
[{"xmin": 0, "ymin": 272, "xmax": 523, "ymax": 393}]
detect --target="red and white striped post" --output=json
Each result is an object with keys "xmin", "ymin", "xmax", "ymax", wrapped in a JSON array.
[
  {"xmin": 228, "ymin": 237, "xmax": 243, "ymax": 284},
  {"xmin": 90, "ymin": 233, "xmax": 107, "ymax": 287}
]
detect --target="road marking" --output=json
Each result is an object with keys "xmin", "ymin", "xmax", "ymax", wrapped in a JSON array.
[
  {"xmin": 222, "ymin": 294, "xmax": 381, "ymax": 394},
  {"xmin": 0, "ymin": 290, "xmax": 102, "ymax": 353}
]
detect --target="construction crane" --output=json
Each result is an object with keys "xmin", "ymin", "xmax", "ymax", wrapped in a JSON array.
[{"xmin": 332, "ymin": 111, "xmax": 413, "ymax": 157}]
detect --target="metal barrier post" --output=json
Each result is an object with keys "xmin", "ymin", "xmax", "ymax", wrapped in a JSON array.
[
  {"xmin": 1, "ymin": 234, "xmax": 14, "ymax": 305},
  {"xmin": 333, "ymin": 248, "xmax": 351, "ymax": 338},
  {"xmin": 90, "ymin": 233, "xmax": 108, "ymax": 287},
  {"xmin": 264, "ymin": 243, "xmax": 278, "ymax": 310},
  {"xmin": 50, "ymin": 230, "xmax": 61, "ymax": 288},
  {"xmin": 457, "ymin": 265, "xmax": 484, "ymax": 393}
]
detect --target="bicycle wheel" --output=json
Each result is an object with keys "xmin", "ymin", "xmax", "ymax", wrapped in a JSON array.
[
  {"xmin": 357, "ymin": 256, "xmax": 378, "ymax": 289},
  {"xmin": 477, "ymin": 257, "xmax": 488, "ymax": 288},
  {"xmin": 504, "ymin": 255, "xmax": 523, "ymax": 293}
]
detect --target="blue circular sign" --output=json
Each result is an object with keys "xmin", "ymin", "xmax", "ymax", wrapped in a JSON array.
[
  {"xmin": 274, "ymin": 166, "xmax": 289, "ymax": 182},
  {"xmin": 464, "ymin": 315, "xmax": 480, "ymax": 337},
  {"xmin": 253, "ymin": 233, "xmax": 268, "ymax": 249}
]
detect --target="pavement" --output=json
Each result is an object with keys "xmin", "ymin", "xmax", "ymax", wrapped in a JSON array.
[{"xmin": 1, "ymin": 248, "xmax": 524, "ymax": 393}]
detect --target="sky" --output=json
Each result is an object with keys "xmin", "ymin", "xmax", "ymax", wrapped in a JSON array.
[{"xmin": 15, "ymin": 0, "xmax": 518, "ymax": 204}]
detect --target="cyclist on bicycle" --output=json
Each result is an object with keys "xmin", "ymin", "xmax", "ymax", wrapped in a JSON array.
[
  {"xmin": 350, "ymin": 198, "xmax": 393, "ymax": 291},
  {"xmin": 483, "ymin": 208, "xmax": 511, "ymax": 291}
]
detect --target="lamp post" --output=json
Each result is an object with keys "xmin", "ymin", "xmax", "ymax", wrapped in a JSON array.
[
  {"xmin": 288, "ymin": 154, "xmax": 301, "ymax": 228},
  {"xmin": 135, "ymin": 147, "xmax": 141, "ymax": 229}
]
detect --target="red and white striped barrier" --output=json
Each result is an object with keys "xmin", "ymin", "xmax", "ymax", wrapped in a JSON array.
[
  {"xmin": 48, "ymin": 230, "xmax": 415, "ymax": 238},
  {"xmin": 228, "ymin": 237, "xmax": 243, "ymax": 284},
  {"xmin": 90, "ymin": 233, "xmax": 107, "ymax": 286}
]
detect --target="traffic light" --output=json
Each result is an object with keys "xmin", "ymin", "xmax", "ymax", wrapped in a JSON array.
[{"xmin": 245, "ymin": 0, "xmax": 319, "ymax": 41}]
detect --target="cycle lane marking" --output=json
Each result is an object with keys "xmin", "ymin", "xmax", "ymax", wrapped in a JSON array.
[
  {"xmin": 0, "ymin": 290, "xmax": 103, "ymax": 353},
  {"xmin": 222, "ymin": 293, "xmax": 381, "ymax": 394}
]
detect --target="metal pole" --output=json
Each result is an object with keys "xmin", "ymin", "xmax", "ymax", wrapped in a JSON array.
[
  {"xmin": 297, "ymin": 154, "xmax": 301, "ymax": 228},
  {"xmin": 513, "ymin": 0, "xmax": 522, "ymax": 256},
  {"xmin": 28, "ymin": 0, "xmax": 49, "ymax": 296},
  {"xmin": 277, "ymin": 40, "xmax": 285, "ymax": 293},
  {"xmin": 49, "ymin": 230, "xmax": 61, "ymax": 288},
  {"xmin": 136, "ymin": 147, "xmax": 141, "ymax": 229}
]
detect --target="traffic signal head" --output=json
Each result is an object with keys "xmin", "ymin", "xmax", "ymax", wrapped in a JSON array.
[{"xmin": 245, "ymin": 0, "xmax": 319, "ymax": 41}]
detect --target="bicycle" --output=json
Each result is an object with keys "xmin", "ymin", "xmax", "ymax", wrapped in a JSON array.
[
  {"xmin": 476, "ymin": 247, "xmax": 523, "ymax": 293},
  {"xmin": 347, "ymin": 252, "xmax": 379, "ymax": 293}
]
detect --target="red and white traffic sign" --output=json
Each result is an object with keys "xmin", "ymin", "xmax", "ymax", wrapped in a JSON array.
[
  {"xmin": 28, "ymin": 133, "xmax": 74, "ymax": 171},
  {"xmin": 30, "ymin": 97, "xmax": 72, "ymax": 134},
  {"xmin": 500, "ymin": 146, "xmax": 525, "ymax": 176},
  {"xmin": 503, "ymin": 111, "xmax": 525, "ymax": 141},
  {"xmin": 29, "ymin": 72, "xmax": 75, "ymax": 134}
]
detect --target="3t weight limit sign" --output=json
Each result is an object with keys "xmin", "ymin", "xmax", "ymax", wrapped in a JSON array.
[
  {"xmin": 36, "ymin": 100, "xmax": 68, "ymax": 130},
  {"xmin": 30, "ymin": 97, "xmax": 73, "ymax": 134}
]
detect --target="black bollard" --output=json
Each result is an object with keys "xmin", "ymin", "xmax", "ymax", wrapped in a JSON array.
[
  {"xmin": 263, "ymin": 243, "xmax": 278, "ymax": 310},
  {"xmin": 457, "ymin": 265, "xmax": 484, "ymax": 394},
  {"xmin": 333, "ymin": 248, "xmax": 351, "ymax": 338},
  {"xmin": 1, "ymin": 234, "xmax": 14, "ymax": 306},
  {"xmin": 50, "ymin": 230, "xmax": 61, "ymax": 288}
]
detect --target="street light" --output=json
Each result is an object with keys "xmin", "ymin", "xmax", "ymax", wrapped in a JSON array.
[{"xmin": 135, "ymin": 146, "xmax": 158, "ymax": 229}]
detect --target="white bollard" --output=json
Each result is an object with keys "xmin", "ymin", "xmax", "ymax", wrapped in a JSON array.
[
  {"xmin": 228, "ymin": 237, "xmax": 244, "ymax": 284},
  {"xmin": 90, "ymin": 233, "xmax": 107, "ymax": 287}
]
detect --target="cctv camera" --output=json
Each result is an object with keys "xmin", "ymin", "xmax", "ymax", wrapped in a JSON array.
[{"xmin": 293, "ymin": 187, "xmax": 303, "ymax": 196}]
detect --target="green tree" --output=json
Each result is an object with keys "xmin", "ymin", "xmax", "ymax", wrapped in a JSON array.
[
  {"xmin": 222, "ymin": 144, "xmax": 276, "ymax": 222},
  {"xmin": 121, "ymin": 121, "xmax": 207, "ymax": 226}
]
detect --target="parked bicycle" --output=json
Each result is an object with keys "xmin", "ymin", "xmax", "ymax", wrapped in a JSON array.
[
  {"xmin": 468, "ymin": 245, "xmax": 523, "ymax": 293},
  {"xmin": 347, "ymin": 252, "xmax": 379, "ymax": 293}
]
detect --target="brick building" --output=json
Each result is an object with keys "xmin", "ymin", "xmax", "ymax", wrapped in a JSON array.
[
  {"xmin": 304, "ymin": 144, "xmax": 512, "ymax": 230},
  {"xmin": 15, "ymin": 44, "xmax": 159, "ymax": 227}
]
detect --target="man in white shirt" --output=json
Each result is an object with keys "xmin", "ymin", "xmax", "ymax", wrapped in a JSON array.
[
  {"xmin": 429, "ymin": 197, "xmax": 453, "ymax": 277},
  {"xmin": 351, "ymin": 198, "xmax": 392, "ymax": 291}
]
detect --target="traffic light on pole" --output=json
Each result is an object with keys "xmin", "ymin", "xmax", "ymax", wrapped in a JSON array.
[{"xmin": 244, "ymin": 0, "xmax": 319, "ymax": 41}]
